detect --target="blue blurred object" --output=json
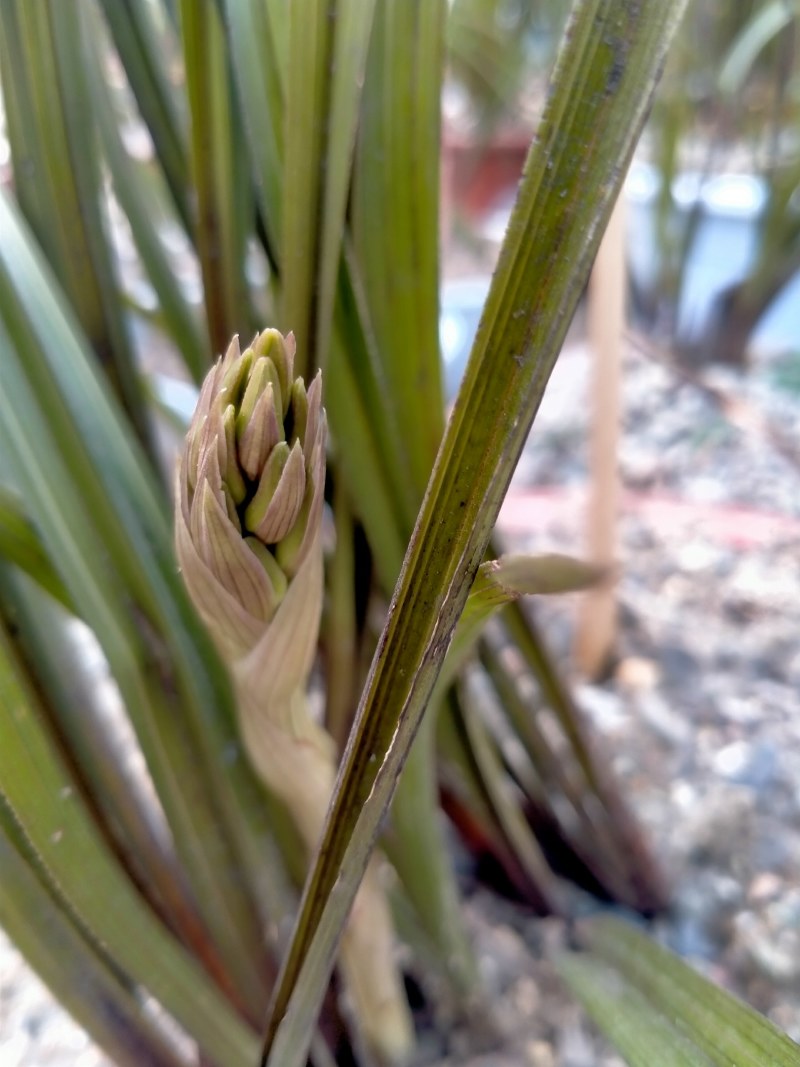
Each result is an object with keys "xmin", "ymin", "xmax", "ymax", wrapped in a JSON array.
[
  {"xmin": 439, "ymin": 277, "xmax": 491, "ymax": 401},
  {"xmin": 625, "ymin": 161, "xmax": 800, "ymax": 353},
  {"xmin": 441, "ymin": 164, "xmax": 800, "ymax": 400}
]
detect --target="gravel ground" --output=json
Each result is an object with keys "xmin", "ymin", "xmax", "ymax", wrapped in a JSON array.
[{"xmin": 3, "ymin": 335, "xmax": 800, "ymax": 1064}]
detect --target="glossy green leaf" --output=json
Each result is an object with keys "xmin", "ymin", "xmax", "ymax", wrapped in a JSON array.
[
  {"xmin": 326, "ymin": 260, "xmax": 417, "ymax": 590},
  {"xmin": 262, "ymin": 4, "xmax": 689, "ymax": 1063},
  {"xmin": 0, "ymin": 568, "xmax": 196, "ymax": 947},
  {"xmin": 386, "ymin": 717, "xmax": 480, "ymax": 998}
]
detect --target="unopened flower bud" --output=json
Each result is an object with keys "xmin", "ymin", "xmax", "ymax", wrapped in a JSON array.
[{"xmin": 175, "ymin": 329, "xmax": 326, "ymax": 663}]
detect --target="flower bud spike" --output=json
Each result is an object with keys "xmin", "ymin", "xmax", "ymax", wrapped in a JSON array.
[
  {"xmin": 283, "ymin": 331, "xmax": 297, "ymax": 381},
  {"xmin": 191, "ymin": 442, "xmax": 225, "ymax": 537},
  {"xmin": 176, "ymin": 327, "xmax": 325, "ymax": 640},
  {"xmin": 274, "ymin": 480, "xmax": 313, "ymax": 577},
  {"xmin": 175, "ymin": 332, "xmax": 411, "ymax": 1061},
  {"xmin": 186, "ymin": 419, "xmax": 206, "ymax": 494},
  {"xmin": 174, "ymin": 492, "xmax": 262, "ymax": 659}
]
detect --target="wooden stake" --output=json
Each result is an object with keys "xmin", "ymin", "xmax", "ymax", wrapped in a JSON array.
[{"xmin": 574, "ymin": 193, "xmax": 625, "ymax": 678}]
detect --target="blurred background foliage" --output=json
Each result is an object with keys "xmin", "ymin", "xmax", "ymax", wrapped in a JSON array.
[
  {"xmin": 445, "ymin": 0, "xmax": 800, "ymax": 372},
  {"xmin": 0, "ymin": 1, "xmax": 799, "ymax": 1066}
]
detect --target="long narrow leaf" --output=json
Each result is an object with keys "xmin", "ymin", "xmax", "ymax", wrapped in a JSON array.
[
  {"xmin": 0, "ymin": 192, "xmax": 273, "ymax": 1013},
  {"xmin": 87, "ymin": 31, "xmax": 209, "ymax": 383},
  {"xmin": 0, "ymin": 805, "xmax": 190, "ymax": 1067},
  {"xmin": 501, "ymin": 602, "xmax": 668, "ymax": 912},
  {"xmin": 97, "ymin": 0, "xmax": 192, "ymax": 234},
  {"xmin": 352, "ymin": 0, "xmax": 445, "ymax": 495},
  {"xmin": 0, "ymin": 1, "xmax": 154, "ymax": 452},
  {"xmin": 0, "ymin": 624, "xmax": 259, "ymax": 1067},
  {"xmin": 574, "ymin": 917, "xmax": 800, "ymax": 1067},
  {"xmin": 180, "ymin": 0, "xmax": 252, "ymax": 353},
  {"xmin": 313, "ymin": 0, "xmax": 376, "ymax": 374},
  {"xmin": 0, "ymin": 486, "xmax": 71, "ymax": 610},
  {"xmin": 558, "ymin": 954, "xmax": 713, "ymax": 1067},
  {"xmin": 280, "ymin": 0, "xmax": 332, "ymax": 376},
  {"xmin": 262, "ymin": 4, "xmax": 689, "ymax": 1062},
  {"xmin": 219, "ymin": 0, "xmax": 284, "ymax": 255}
]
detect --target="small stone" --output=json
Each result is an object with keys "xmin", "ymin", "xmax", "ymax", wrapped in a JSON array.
[
  {"xmin": 575, "ymin": 683, "xmax": 628, "ymax": 733},
  {"xmin": 715, "ymin": 694, "xmax": 761, "ymax": 725},
  {"xmin": 526, "ymin": 1039, "xmax": 555, "ymax": 1067},
  {"xmin": 677, "ymin": 540, "xmax": 719, "ymax": 573},
  {"xmin": 636, "ymin": 690, "xmax": 690, "ymax": 746},
  {"xmin": 734, "ymin": 912, "xmax": 800, "ymax": 984},
  {"xmin": 748, "ymin": 872, "xmax": 783, "ymax": 904},
  {"xmin": 557, "ymin": 1021, "xmax": 595, "ymax": 1067},
  {"xmin": 713, "ymin": 740, "xmax": 752, "ymax": 779},
  {"xmin": 713, "ymin": 740, "xmax": 779, "ymax": 790},
  {"xmin": 619, "ymin": 443, "xmax": 660, "ymax": 488},
  {"xmin": 511, "ymin": 977, "xmax": 540, "ymax": 1017},
  {"xmin": 659, "ymin": 642, "xmax": 700, "ymax": 691},
  {"xmin": 680, "ymin": 785, "xmax": 755, "ymax": 863},
  {"xmin": 615, "ymin": 656, "xmax": 659, "ymax": 691}
]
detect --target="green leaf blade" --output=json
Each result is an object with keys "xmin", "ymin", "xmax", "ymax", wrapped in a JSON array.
[{"xmin": 262, "ymin": 3, "xmax": 690, "ymax": 1064}]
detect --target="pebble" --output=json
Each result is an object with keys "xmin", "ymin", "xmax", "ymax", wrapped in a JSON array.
[
  {"xmin": 527, "ymin": 1040, "xmax": 557, "ymax": 1067},
  {"xmin": 713, "ymin": 740, "xmax": 780, "ymax": 790},
  {"xmin": 748, "ymin": 872, "xmax": 783, "ymax": 904},
  {"xmin": 615, "ymin": 656, "xmax": 659, "ymax": 692},
  {"xmin": 635, "ymin": 689, "xmax": 691, "ymax": 747},
  {"xmin": 733, "ymin": 912, "xmax": 800, "ymax": 984},
  {"xmin": 679, "ymin": 786, "xmax": 756, "ymax": 864}
]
